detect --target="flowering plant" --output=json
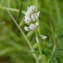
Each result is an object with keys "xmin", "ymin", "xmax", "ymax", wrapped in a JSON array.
[{"xmin": 0, "ymin": 0, "xmax": 63, "ymax": 63}]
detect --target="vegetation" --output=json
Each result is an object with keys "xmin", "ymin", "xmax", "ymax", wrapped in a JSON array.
[{"xmin": 0, "ymin": 0, "xmax": 63, "ymax": 63}]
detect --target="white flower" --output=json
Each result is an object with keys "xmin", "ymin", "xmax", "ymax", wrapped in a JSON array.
[
  {"xmin": 31, "ymin": 11, "xmax": 40, "ymax": 21},
  {"xmin": 27, "ymin": 5, "xmax": 36, "ymax": 13},
  {"xmin": 24, "ymin": 26, "xmax": 30, "ymax": 31},
  {"xmin": 24, "ymin": 16, "xmax": 31, "ymax": 24},
  {"xmin": 41, "ymin": 35, "xmax": 47, "ymax": 40},
  {"xmin": 29, "ymin": 24, "xmax": 37, "ymax": 30},
  {"xmin": 23, "ymin": 5, "xmax": 40, "ymax": 31},
  {"xmin": 31, "ymin": 13, "xmax": 37, "ymax": 21},
  {"xmin": 25, "ymin": 11, "xmax": 31, "ymax": 17}
]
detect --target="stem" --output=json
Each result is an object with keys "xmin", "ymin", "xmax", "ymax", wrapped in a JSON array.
[
  {"xmin": 7, "ymin": 11, "xmax": 39, "ymax": 63},
  {"xmin": 0, "ymin": 6, "xmax": 19, "ymax": 12},
  {"xmin": 35, "ymin": 30, "xmax": 42, "ymax": 55}
]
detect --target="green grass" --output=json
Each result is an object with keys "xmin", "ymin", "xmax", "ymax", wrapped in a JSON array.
[{"xmin": 0, "ymin": 0, "xmax": 63, "ymax": 63}]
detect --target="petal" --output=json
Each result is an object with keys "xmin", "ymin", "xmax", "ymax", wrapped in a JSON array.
[
  {"xmin": 24, "ymin": 26, "xmax": 30, "ymax": 31},
  {"xmin": 29, "ymin": 24, "xmax": 37, "ymax": 30}
]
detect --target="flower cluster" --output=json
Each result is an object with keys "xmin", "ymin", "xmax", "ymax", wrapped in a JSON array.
[{"xmin": 23, "ymin": 5, "xmax": 40, "ymax": 31}]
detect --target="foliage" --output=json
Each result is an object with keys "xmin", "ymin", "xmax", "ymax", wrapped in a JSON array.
[{"xmin": 0, "ymin": 0, "xmax": 63, "ymax": 63}]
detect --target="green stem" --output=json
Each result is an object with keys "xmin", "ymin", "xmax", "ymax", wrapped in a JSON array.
[{"xmin": 7, "ymin": 11, "xmax": 39, "ymax": 63}]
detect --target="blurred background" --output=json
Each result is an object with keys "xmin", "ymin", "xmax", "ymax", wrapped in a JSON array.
[{"xmin": 0, "ymin": 0, "xmax": 63, "ymax": 63}]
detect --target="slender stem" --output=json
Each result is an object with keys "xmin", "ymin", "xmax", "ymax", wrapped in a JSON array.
[
  {"xmin": 35, "ymin": 34, "xmax": 42, "ymax": 55},
  {"xmin": 0, "ymin": 6, "xmax": 19, "ymax": 12},
  {"xmin": 7, "ymin": 11, "xmax": 32, "ymax": 49},
  {"xmin": 7, "ymin": 11, "xmax": 39, "ymax": 63}
]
